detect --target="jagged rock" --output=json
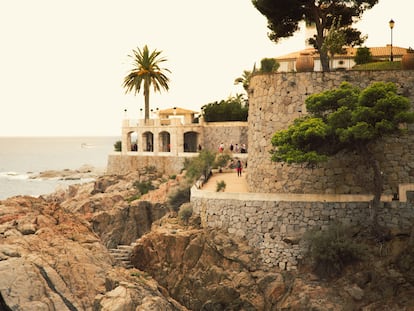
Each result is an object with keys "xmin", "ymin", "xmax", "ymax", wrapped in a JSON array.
[
  {"xmin": 130, "ymin": 223, "xmax": 274, "ymax": 310},
  {"xmin": 91, "ymin": 201, "xmax": 168, "ymax": 248},
  {"xmin": 345, "ymin": 284, "xmax": 364, "ymax": 301},
  {"xmin": 0, "ymin": 182, "xmax": 186, "ymax": 310},
  {"xmin": 1, "ymin": 168, "xmax": 413, "ymax": 310}
]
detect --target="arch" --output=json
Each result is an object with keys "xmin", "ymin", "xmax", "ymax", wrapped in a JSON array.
[
  {"xmin": 126, "ymin": 131, "xmax": 138, "ymax": 151},
  {"xmin": 184, "ymin": 131, "xmax": 199, "ymax": 152},
  {"xmin": 159, "ymin": 131, "xmax": 171, "ymax": 152},
  {"xmin": 143, "ymin": 131, "xmax": 154, "ymax": 152}
]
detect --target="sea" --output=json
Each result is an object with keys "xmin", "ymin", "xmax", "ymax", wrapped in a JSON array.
[{"xmin": 0, "ymin": 136, "xmax": 120, "ymax": 200}]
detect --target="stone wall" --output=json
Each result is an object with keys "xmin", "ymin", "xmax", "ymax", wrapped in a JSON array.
[
  {"xmin": 191, "ymin": 188, "xmax": 414, "ymax": 270},
  {"xmin": 202, "ymin": 121, "xmax": 248, "ymax": 152},
  {"xmin": 247, "ymin": 70, "xmax": 414, "ymax": 194},
  {"xmin": 106, "ymin": 154, "xmax": 190, "ymax": 176},
  {"xmin": 108, "ymin": 121, "xmax": 247, "ymax": 176}
]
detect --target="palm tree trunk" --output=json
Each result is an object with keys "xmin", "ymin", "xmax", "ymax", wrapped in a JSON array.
[{"xmin": 144, "ymin": 81, "xmax": 150, "ymax": 121}]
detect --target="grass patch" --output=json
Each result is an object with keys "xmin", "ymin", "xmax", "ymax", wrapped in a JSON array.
[
  {"xmin": 126, "ymin": 194, "xmax": 141, "ymax": 202},
  {"xmin": 352, "ymin": 61, "xmax": 402, "ymax": 71}
]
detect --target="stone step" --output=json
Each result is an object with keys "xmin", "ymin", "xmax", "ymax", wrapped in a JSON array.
[
  {"xmin": 109, "ymin": 249, "xmax": 131, "ymax": 255},
  {"xmin": 117, "ymin": 245, "xmax": 134, "ymax": 250},
  {"xmin": 108, "ymin": 244, "xmax": 135, "ymax": 269}
]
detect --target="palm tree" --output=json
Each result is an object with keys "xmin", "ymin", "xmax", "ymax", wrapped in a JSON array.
[
  {"xmin": 123, "ymin": 45, "xmax": 171, "ymax": 120},
  {"xmin": 234, "ymin": 70, "xmax": 252, "ymax": 92}
]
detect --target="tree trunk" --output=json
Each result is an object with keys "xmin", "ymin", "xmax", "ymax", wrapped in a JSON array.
[
  {"xmin": 144, "ymin": 80, "xmax": 150, "ymax": 121},
  {"xmin": 318, "ymin": 48, "xmax": 330, "ymax": 72},
  {"xmin": 311, "ymin": 7, "xmax": 330, "ymax": 72},
  {"xmin": 361, "ymin": 145, "xmax": 383, "ymax": 232}
]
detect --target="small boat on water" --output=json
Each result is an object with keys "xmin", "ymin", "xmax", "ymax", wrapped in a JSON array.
[{"xmin": 81, "ymin": 143, "xmax": 95, "ymax": 148}]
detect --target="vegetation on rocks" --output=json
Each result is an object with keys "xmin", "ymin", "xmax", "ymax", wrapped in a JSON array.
[
  {"xmin": 167, "ymin": 186, "xmax": 191, "ymax": 212},
  {"xmin": 304, "ymin": 223, "xmax": 366, "ymax": 278}
]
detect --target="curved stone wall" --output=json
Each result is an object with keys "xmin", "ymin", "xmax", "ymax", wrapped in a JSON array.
[
  {"xmin": 191, "ymin": 188, "xmax": 414, "ymax": 270},
  {"xmin": 247, "ymin": 70, "xmax": 414, "ymax": 194}
]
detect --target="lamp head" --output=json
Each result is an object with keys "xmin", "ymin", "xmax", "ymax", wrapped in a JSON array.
[{"xmin": 389, "ymin": 19, "xmax": 395, "ymax": 29}]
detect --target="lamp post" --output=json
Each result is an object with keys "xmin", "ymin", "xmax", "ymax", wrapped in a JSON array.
[{"xmin": 389, "ymin": 19, "xmax": 395, "ymax": 61}]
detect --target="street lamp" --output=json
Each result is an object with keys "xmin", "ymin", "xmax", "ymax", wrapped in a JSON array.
[{"xmin": 389, "ymin": 19, "xmax": 395, "ymax": 61}]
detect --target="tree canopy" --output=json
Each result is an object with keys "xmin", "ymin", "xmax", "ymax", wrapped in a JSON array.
[
  {"xmin": 354, "ymin": 46, "xmax": 373, "ymax": 64},
  {"xmin": 123, "ymin": 45, "xmax": 171, "ymax": 120},
  {"xmin": 202, "ymin": 95, "xmax": 248, "ymax": 122},
  {"xmin": 271, "ymin": 82, "xmax": 414, "ymax": 228},
  {"xmin": 252, "ymin": 0, "xmax": 378, "ymax": 71}
]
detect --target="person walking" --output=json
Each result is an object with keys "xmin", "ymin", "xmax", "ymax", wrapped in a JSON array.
[{"xmin": 236, "ymin": 160, "xmax": 242, "ymax": 177}]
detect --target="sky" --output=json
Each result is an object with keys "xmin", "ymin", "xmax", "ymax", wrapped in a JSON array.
[{"xmin": 0, "ymin": 0, "xmax": 412, "ymax": 136}]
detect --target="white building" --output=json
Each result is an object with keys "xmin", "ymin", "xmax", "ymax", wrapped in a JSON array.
[{"xmin": 276, "ymin": 45, "xmax": 409, "ymax": 72}]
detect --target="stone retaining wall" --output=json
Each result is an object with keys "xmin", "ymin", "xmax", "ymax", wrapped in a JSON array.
[
  {"xmin": 202, "ymin": 121, "xmax": 248, "ymax": 152},
  {"xmin": 191, "ymin": 188, "xmax": 414, "ymax": 270},
  {"xmin": 247, "ymin": 70, "xmax": 414, "ymax": 194},
  {"xmin": 106, "ymin": 154, "xmax": 190, "ymax": 176}
]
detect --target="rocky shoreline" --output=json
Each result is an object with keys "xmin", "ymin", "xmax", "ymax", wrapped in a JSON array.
[
  {"xmin": 0, "ymin": 167, "xmax": 413, "ymax": 310},
  {"xmin": 29, "ymin": 164, "xmax": 105, "ymax": 181}
]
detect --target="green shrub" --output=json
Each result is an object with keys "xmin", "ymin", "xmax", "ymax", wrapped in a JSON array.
[
  {"xmin": 354, "ymin": 47, "xmax": 373, "ymax": 65},
  {"xmin": 144, "ymin": 165, "xmax": 157, "ymax": 174},
  {"xmin": 169, "ymin": 174, "xmax": 176, "ymax": 180},
  {"xmin": 260, "ymin": 57, "xmax": 280, "ymax": 73},
  {"xmin": 178, "ymin": 204, "xmax": 193, "ymax": 224},
  {"xmin": 214, "ymin": 153, "xmax": 232, "ymax": 169},
  {"xmin": 133, "ymin": 180, "xmax": 155, "ymax": 195},
  {"xmin": 304, "ymin": 223, "xmax": 365, "ymax": 278},
  {"xmin": 168, "ymin": 186, "xmax": 191, "ymax": 212},
  {"xmin": 114, "ymin": 140, "xmax": 122, "ymax": 151},
  {"xmin": 202, "ymin": 95, "xmax": 248, "ymax": 122},
  {"xmin": 216, "ymin": 180, "xmax": 226, "ymax": 192},
  {"xmin": 126, "ymin": 194, "xmax": 141, "ymax": 202},
  {"xmin": 184, "ymin": 150, "xmax": 215, "ymax": 182}
]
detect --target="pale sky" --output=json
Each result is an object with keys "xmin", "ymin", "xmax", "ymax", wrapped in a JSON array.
[{"xmin": 0, "ymin": 0, "xmax": 411, "ymax": 136}]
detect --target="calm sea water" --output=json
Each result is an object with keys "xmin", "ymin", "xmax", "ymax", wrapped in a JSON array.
[{"xmin": 0, "ymin": 136, "xmax": 119, "ymax": 200}]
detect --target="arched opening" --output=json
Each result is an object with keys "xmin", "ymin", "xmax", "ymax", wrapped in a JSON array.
[
  {"xmin": 143, "ymin": 131, "xmax": 154, "ymax": 152},
  {"xmin": 128, "ymin": 131, "xmax": 138, "ymax": 151},
  {"xmin": 159, "ymin": 131, "xmax": 171, "ymax": 152},
  {"xmin": 184, "ymin": 131, "xmax": 198, "ymax": 152}
]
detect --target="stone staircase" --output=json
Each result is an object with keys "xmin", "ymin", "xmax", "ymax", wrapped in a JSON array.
[{"xmin": 108, "ymin": 243, "xmax": 136, "ymax": 269}]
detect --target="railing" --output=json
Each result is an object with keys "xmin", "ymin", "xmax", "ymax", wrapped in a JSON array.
[{"xmin": 122, "ymin": 118, "xmax": 199, "ymax": 128}]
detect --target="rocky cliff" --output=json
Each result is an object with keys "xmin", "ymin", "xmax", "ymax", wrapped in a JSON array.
[
  {"xmin": 0, "ymin": 169, "xmax": 413, "ymax": 310},
  {"xmin": 0, "ymin": 170, "xmax": 187, "ymax": 310}
]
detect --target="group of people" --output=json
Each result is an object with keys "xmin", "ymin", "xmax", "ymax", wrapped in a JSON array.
[{"xmin": 218, "ymin": 142, "xmax": 247, "ymax": 153}]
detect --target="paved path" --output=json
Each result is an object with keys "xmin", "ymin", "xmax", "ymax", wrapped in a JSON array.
[{"xmin": 202, "ymin": 170, "xmax": 248, "ymax": 193}]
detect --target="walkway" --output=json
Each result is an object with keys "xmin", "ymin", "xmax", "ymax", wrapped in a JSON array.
[{"xmin": 201, "ymin": 170, "xmax": 248, "ymax": 193}]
